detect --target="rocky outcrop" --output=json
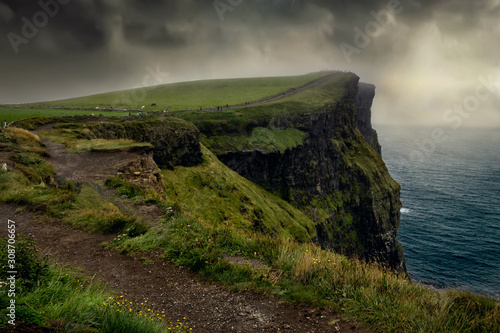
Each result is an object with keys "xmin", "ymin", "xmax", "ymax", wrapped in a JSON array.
[
  {"xmin": 117, "ymin": 146, "xmax": 166, "ymax": 195},
  {"xmin": 14, "ymin": 117, "xmax": 203, "ymax": 170},
  {"xmin": 82, "ymin": 120, "xmax": 202, "ymax": 169},
  {"xmin": 356, "ymin": 83, "xmax": 381, "ymax": 155},
  {"xmin": 208, "ymin": 75, "xmax": 406, "ymax": 271}
]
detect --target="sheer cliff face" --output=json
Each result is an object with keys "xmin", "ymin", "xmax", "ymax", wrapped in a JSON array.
[
  {"xmin": 214, "ymin": 76, "xmax": 406, "ymax": 271},
  {"xmin": 356, "ymin": 83, "xmax": 382, "ymax": 155}
]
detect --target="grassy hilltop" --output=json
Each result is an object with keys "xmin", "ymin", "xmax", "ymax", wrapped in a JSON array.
[
  {"xmin": 0, "ymin": 73, "xmax": 498, "ymax": 332},
  {"xmin": 0, "ymin": 72, "xmax": 330, "ymax": 123},
  {"xmin": 18, "ymin": 72, "xmax": 329, "ymax": 111}
]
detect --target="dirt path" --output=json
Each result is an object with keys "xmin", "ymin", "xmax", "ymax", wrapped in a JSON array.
[
  {"xmin": 37, "ymin": 136, "xmax": 145, "ymax": 184},
  {"xmin": 1, "ymin": 205, "xmax": 375, "ymax": 333}
]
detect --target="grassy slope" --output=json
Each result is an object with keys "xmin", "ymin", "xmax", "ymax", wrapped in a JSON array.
[
  {"xmin": 116, "ymin": 148, "xmax": 499, "ymax": 333},
  {"xmin": 1, "ymin": 126, "xmax": 497, "ymax": 332},
  {"xmin": 161, "ymin": 145, "xmax": 316, "ymax": 243},
  {"xmin": 22, "ymin": 72, "xmax": 329, "ymax": 111},
  {"xmin": 200, "ymin": 127, "xmax": 308, "ymax": 154}
]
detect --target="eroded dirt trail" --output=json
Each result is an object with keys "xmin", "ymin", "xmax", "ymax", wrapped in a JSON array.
[{"xmin": 1, "ymin": 205, "xmax": 375, "ymax": 333}]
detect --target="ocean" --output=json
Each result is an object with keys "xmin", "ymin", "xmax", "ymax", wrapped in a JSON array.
[{"xmin": 376, "ymin": 126, "xmax": 500, "ymax": 299}]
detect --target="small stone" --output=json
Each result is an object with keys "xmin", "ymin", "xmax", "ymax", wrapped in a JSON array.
[{"xmin": 133, "ymin": 172, "xmax": 141, "ymax": 176}]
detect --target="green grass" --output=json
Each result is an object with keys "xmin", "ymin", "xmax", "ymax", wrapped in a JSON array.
[
  {"xmin": 1, "ymin": 73, "xmax": 498, "ymax": 333},
  {"xmin": 2, "ymin": 130, "xmax": 498, "ymax": 332},
  {"xmin": 201, "ymin": 127, "xmax": 307, "ymax": 154},
  {"xmin": 20, "ymin": 72, "xmax": 330, "ymax": 111},
  {"xmin": 61, "ymin": 183, "xmax": 144, "ymax": 235},
  {"xmin": 71, "ymin": 139, "xmax": 151, "ymax": 153},
  {"xmin": 0, "ymin": 128, "xmax": 147, "ymax": 237},
  {"xmin": 0, "ymin": 128, "xmax": 76, "ymax": 217},
  {"xmin": 0, "ymin": 107, "xmax": 129, "ymax": 124}
]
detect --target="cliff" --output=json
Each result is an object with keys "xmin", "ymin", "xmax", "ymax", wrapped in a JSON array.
[
  {"xmin": 192, "ymin": 73, "xmax": 406, "ymax": 271},
  {"xmin": 356, "ymin": 83, "xmax": 382, "ymax": 155}
]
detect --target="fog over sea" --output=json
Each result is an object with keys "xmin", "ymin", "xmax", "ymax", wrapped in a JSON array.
[{"xmin": 377, "ymin": 126, "xmax": 500, "ymax": 299}]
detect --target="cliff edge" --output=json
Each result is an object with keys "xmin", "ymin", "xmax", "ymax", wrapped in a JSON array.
[{"xmin": 193, "ymin": 73, "xmax": 406, "ymax": 271}]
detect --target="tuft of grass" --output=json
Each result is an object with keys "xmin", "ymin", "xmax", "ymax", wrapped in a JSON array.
[
  {"xmin": 1, "ymin": 127, "xmax": 48, "ymax": 157},
  {"xmin": 4, "ymin": 127, "xmax": 43, "ymax": 147},
  {"xmin": 0, "ymin": 234, "xmax": 50, "ymax": 291},
  {"xmin": 62, "ymin": 183, "xmax": 146, "ymax": 235},
  {"xmin": 105, "ymin": 176, "xmax": 147, "ymax": 199}
]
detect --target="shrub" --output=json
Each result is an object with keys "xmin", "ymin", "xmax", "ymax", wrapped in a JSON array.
[
  {"xmin": 13, "ymin": 306, "xmax": 46, "ymax": 326},
  {"xmin": 125, "ymin": 223, "xmax": 149, "ymax": 238},
  {"xmin": 5, "ymin": 128, "xmax": 43, "ymax": 148},
  {"xmin": 0, "ymin": 234, "xmax": 49, "ymax": 290}
]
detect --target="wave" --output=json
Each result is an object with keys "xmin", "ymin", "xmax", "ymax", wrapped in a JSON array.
[{"xmin": 400, "ymin": 207, "xmax": 411, "ymax": 214}]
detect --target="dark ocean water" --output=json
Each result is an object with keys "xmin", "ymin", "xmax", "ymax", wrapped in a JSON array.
[{"xmin": 376, "ymin": 126, "xmax": 500, "ymax": 299}]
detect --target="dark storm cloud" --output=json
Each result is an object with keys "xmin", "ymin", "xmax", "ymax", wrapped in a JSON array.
[
  {"xmin": 0, "ymin": 0, "xmax": 495, "ymax": 54},
  {"xmin": 1, "ymin": 0, "xmax": 499, "ymax": 127},
  {"xmin": 0, "ymin": 0, "xmax": 428, "ymax": 56},
  {"xmin": 0, "ymin": 1, "xmax": 418, "ymax": 58}
]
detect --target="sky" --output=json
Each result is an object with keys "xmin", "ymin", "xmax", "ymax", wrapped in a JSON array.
[{"xmin": 1, "ymin": 0, "xmax": 499, "ymax": 127}]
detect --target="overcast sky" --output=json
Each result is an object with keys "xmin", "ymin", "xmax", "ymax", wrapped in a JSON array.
[{"xmin": 1, "ymin": 0, "xmax": 499, "ymax": 127}]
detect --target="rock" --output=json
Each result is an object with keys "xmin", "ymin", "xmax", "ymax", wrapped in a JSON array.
[{"xmin": 118, "ymin": 152, "xmax": 166, "ymax": 195}]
